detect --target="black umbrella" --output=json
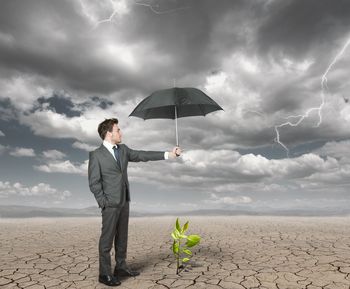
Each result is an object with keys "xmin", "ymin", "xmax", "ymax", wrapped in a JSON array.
[{"xmin": 129, "ymin": 87, "xmax": 223, "ymax": 146}]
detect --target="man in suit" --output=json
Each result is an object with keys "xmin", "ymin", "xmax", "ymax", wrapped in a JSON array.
[{"xmin": 88, "ymin": 118, "xmax": 181, "ymax": 286}]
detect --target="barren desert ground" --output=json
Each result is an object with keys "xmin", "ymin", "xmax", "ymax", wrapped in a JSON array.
[{"xmin": 0, "ymin": 216, "xmax": 350, "ymax": 289}]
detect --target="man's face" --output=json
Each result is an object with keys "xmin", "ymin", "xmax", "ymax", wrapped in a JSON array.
[{"xmin": 110, "ymin": 124, "xmax": 122, "ymax": 144}]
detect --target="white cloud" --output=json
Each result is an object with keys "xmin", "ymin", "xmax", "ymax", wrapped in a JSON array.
[
  {"xmin": 20, "ymin": 109, "xmax": 97, "ymax": 142},
  {"xmin": 0, "ymin": 74, "xmax": 52, "ymax": 111},
  {"xmin": 18, "ymin": 93, "xmax": 169, "ymax": 147},
  {"xmin": 0, "ymin": 181, "xmax": 71, "ymax": 200},
  {"xmin": 9, "ymin": 147, "xmax": 36, "ymax": 157},
  {"xmin": 204, "ymin": 193, "xmax": 252, "ymax": 205},
  {"xmin": 18, "ymin": 96, "xmax": 131, "ymax": 143},
  {"xmin": 181, "ymin": 150, "xmax": 338, "ymax": 181},
  {"xmin": 213, "ymin": 182, "xmax": 291, "ymax": 195},
  {"xmin": 128, "ymin": 149, "xmax": 341, "ymax": 198},
  {"xmin": 42, "ymin": 149, "xmax": 66, "ymax": 160},
  {"xmin": 313, "ymin": 140, "xmax": 350, "ymax": 159},
  {"xmin": 232, "ymin": 153, "xmax": 338, "ymax": 180},
  {"xmin": 34, "ymin": 159, "xmax": 88, "ymax": 176},
  {"xmin": 95, "ymin": 42, "xmax": 139, "ymax": 72},
  {"xmin": 303, "ymin": 164, "xmax": 350, "ymax": 185},
  {"xmin": 72, "ymin": 141, "xmax": 97, "ymax": 152},
  {"xmin": 0, "ymin": 130, "xmax": 4, "ymax": 137}
]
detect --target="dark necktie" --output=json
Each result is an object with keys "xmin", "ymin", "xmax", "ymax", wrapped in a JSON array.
[{"xmin": 112, "ymin": 146, "xmax": 121, "ymax": 168}]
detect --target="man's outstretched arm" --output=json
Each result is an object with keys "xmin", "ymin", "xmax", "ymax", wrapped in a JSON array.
[{"xmin": 127, "ymin": 146, "xmax": 182, "ymax": 162}]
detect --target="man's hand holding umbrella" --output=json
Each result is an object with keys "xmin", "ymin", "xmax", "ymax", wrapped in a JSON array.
[
  {"xmin": 165, "ymin": 146, "xmax": 182, "ymax": 159},
  {"xmin": 172, "ymin": 146, "xmax": 182, "ymax": 158}
]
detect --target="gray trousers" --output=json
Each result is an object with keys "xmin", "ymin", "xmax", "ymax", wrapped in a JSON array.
[{"xmin": 99, "ymin": 201, "xmax": 130, "ymax": 276}]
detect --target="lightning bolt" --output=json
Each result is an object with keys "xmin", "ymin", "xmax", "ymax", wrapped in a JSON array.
[
  {"xmin": 78, "ymin": 0, "xmax": 128, "ymax": 29},
  {"xmin": 78, "ymin": 0, "xmax": 190, "ymax": 30},
  {"xmin": 134, "ymin": 1, "xmax": 190, "ymax": 15},
  {"xmin": 93, "ymin": 4, "xmax": 119, "ymax": 28},
  {"xmin": 274, "ymin": 37, "xmax": 350, "ymax": 157}
]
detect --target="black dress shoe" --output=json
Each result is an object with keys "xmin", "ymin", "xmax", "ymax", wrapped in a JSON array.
[
  {"xmin": 114, "ymin": 267, "xmax": 140, "ymax": 277},
  {"xmin": 98, "ymin": 275, "xmax": 121, "ymax": 286}
]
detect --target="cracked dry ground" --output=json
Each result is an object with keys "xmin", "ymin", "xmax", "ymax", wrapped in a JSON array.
[{"xmin": 1, "ymin": 217, "xmax": 350, "ymax": 289}]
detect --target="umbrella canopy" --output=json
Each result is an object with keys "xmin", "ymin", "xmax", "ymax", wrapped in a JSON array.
[
  {"xmin": 129, "ymin": 87, "xmax": 223, "ymax": 119},
  {"xmin": 129, "ymin": 87, "xmax": 223, "ymax": 146}
]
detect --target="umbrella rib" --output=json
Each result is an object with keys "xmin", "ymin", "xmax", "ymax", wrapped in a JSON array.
[
  {"xmin": 197, "ymin": 104, "xmax": 206, "ymax": 116},
  {"xmin": 144, "ymin": 108, "xmax": 151, "ymax": 119}
]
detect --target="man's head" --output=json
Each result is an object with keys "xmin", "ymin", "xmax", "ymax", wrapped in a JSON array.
[{"xmin": 98, "ymin": 118, "xmax": 122, "ymax": 144}]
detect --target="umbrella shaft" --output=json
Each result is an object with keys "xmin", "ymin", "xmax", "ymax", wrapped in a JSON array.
[{"xmin": 175, "ymin": 106, "xmax": 179, "ymax": 146}]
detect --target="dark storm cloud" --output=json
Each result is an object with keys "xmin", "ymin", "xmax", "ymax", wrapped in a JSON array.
[
  {"xmin": 32, "ymin": 93, "xmax": 81, "ymax": 117},
  {"xmin": 0, "ymin": 0, "xmax": 139, "ymax": 94},
  {"xmin": 125, "ymin": 0, "xmax": 248, "ymax": 72},
  {"xmin": 1, "ymin": 0, "xmax": 350, "ymax": 100},
  {"xmin": 77, "ymin": 95, "xmax": 114, "ymax": 110},
  {"xmin": 26, "ymin": 92, "xmax": 115, "ymax": 119},
  {"xmin": 257, "ymin": 0, "xmax": 350, "ymax": 59},
  {"xmin": 0, "ymin": 99, "xmax": 17, "ymax": 121},
  {"xmin": 0, "ymin": 0, "xmax": 261, "ymax": 95},
  {"xmin": 89, "ymin": 96, "xmax": 114, "ymax": 109},
  {"xmin": 261, "ymin": 79, "xmax": 314, "ymax": 114}
]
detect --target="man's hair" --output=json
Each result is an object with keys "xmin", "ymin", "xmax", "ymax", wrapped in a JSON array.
[{"xmin": 98, "ymin": 118, "xmax": 118, "ymax": 140}]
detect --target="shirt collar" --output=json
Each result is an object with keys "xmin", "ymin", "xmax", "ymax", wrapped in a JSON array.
[{"xmin": 103, "ymin": 140, "xmax": 118, "ymax": 150}]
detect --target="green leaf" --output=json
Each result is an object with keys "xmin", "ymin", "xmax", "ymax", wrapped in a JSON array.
[
  {"xmin": 175, "ymin": 229, "xmax": 181, "ymax": 237},
  {"xmin": 171, "ymin": 231, "xmax": 179, "ymax": 240},
  {"xmin": 182, "ymin": 221, "xmax": 189, "ymax": 233},
  {"xmin": 176, "ymin": 218, "xmax": 181, "ymax": 232},
  {"xmin": 186, "ymin": 234, "xmax": 201, "ymax": 247},
  {"xmin": 172, "ymin": 241, "xmax": 179, "ymax": 254},
  {"xmin": 182, "ymin": 258, "xmax": 190, "ymax": 263},
  {"xmin": 179, "ymin": 234, "xmax": 188, "ymax": 239},
  {"xmin": 183, "ymin": 249, "xmax": 192, "ymax": 256}
]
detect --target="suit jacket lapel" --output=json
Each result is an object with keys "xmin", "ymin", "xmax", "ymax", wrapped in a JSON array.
[
  {"xmin": 99, "ymin": 145, "xmax": 121, "ymax": 171},
  {"xmin": 118, "ymin": 145, "xmax": 125, "ymax": 171}
]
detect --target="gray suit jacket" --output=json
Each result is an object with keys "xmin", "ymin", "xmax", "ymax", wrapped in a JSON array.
[{"xmin": 88, "ymin": 144, "xmax": 164, "ymax": 208}]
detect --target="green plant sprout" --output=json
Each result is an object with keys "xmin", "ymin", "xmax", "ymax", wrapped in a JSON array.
[{"xmin": 171, "ymin": 218, "xmax": 201, "ymax": 274}]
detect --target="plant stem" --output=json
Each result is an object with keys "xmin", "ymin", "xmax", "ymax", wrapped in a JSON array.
[{"xmin": 176, "ymin": 239, "xmax": 180, "ymax": 275}]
